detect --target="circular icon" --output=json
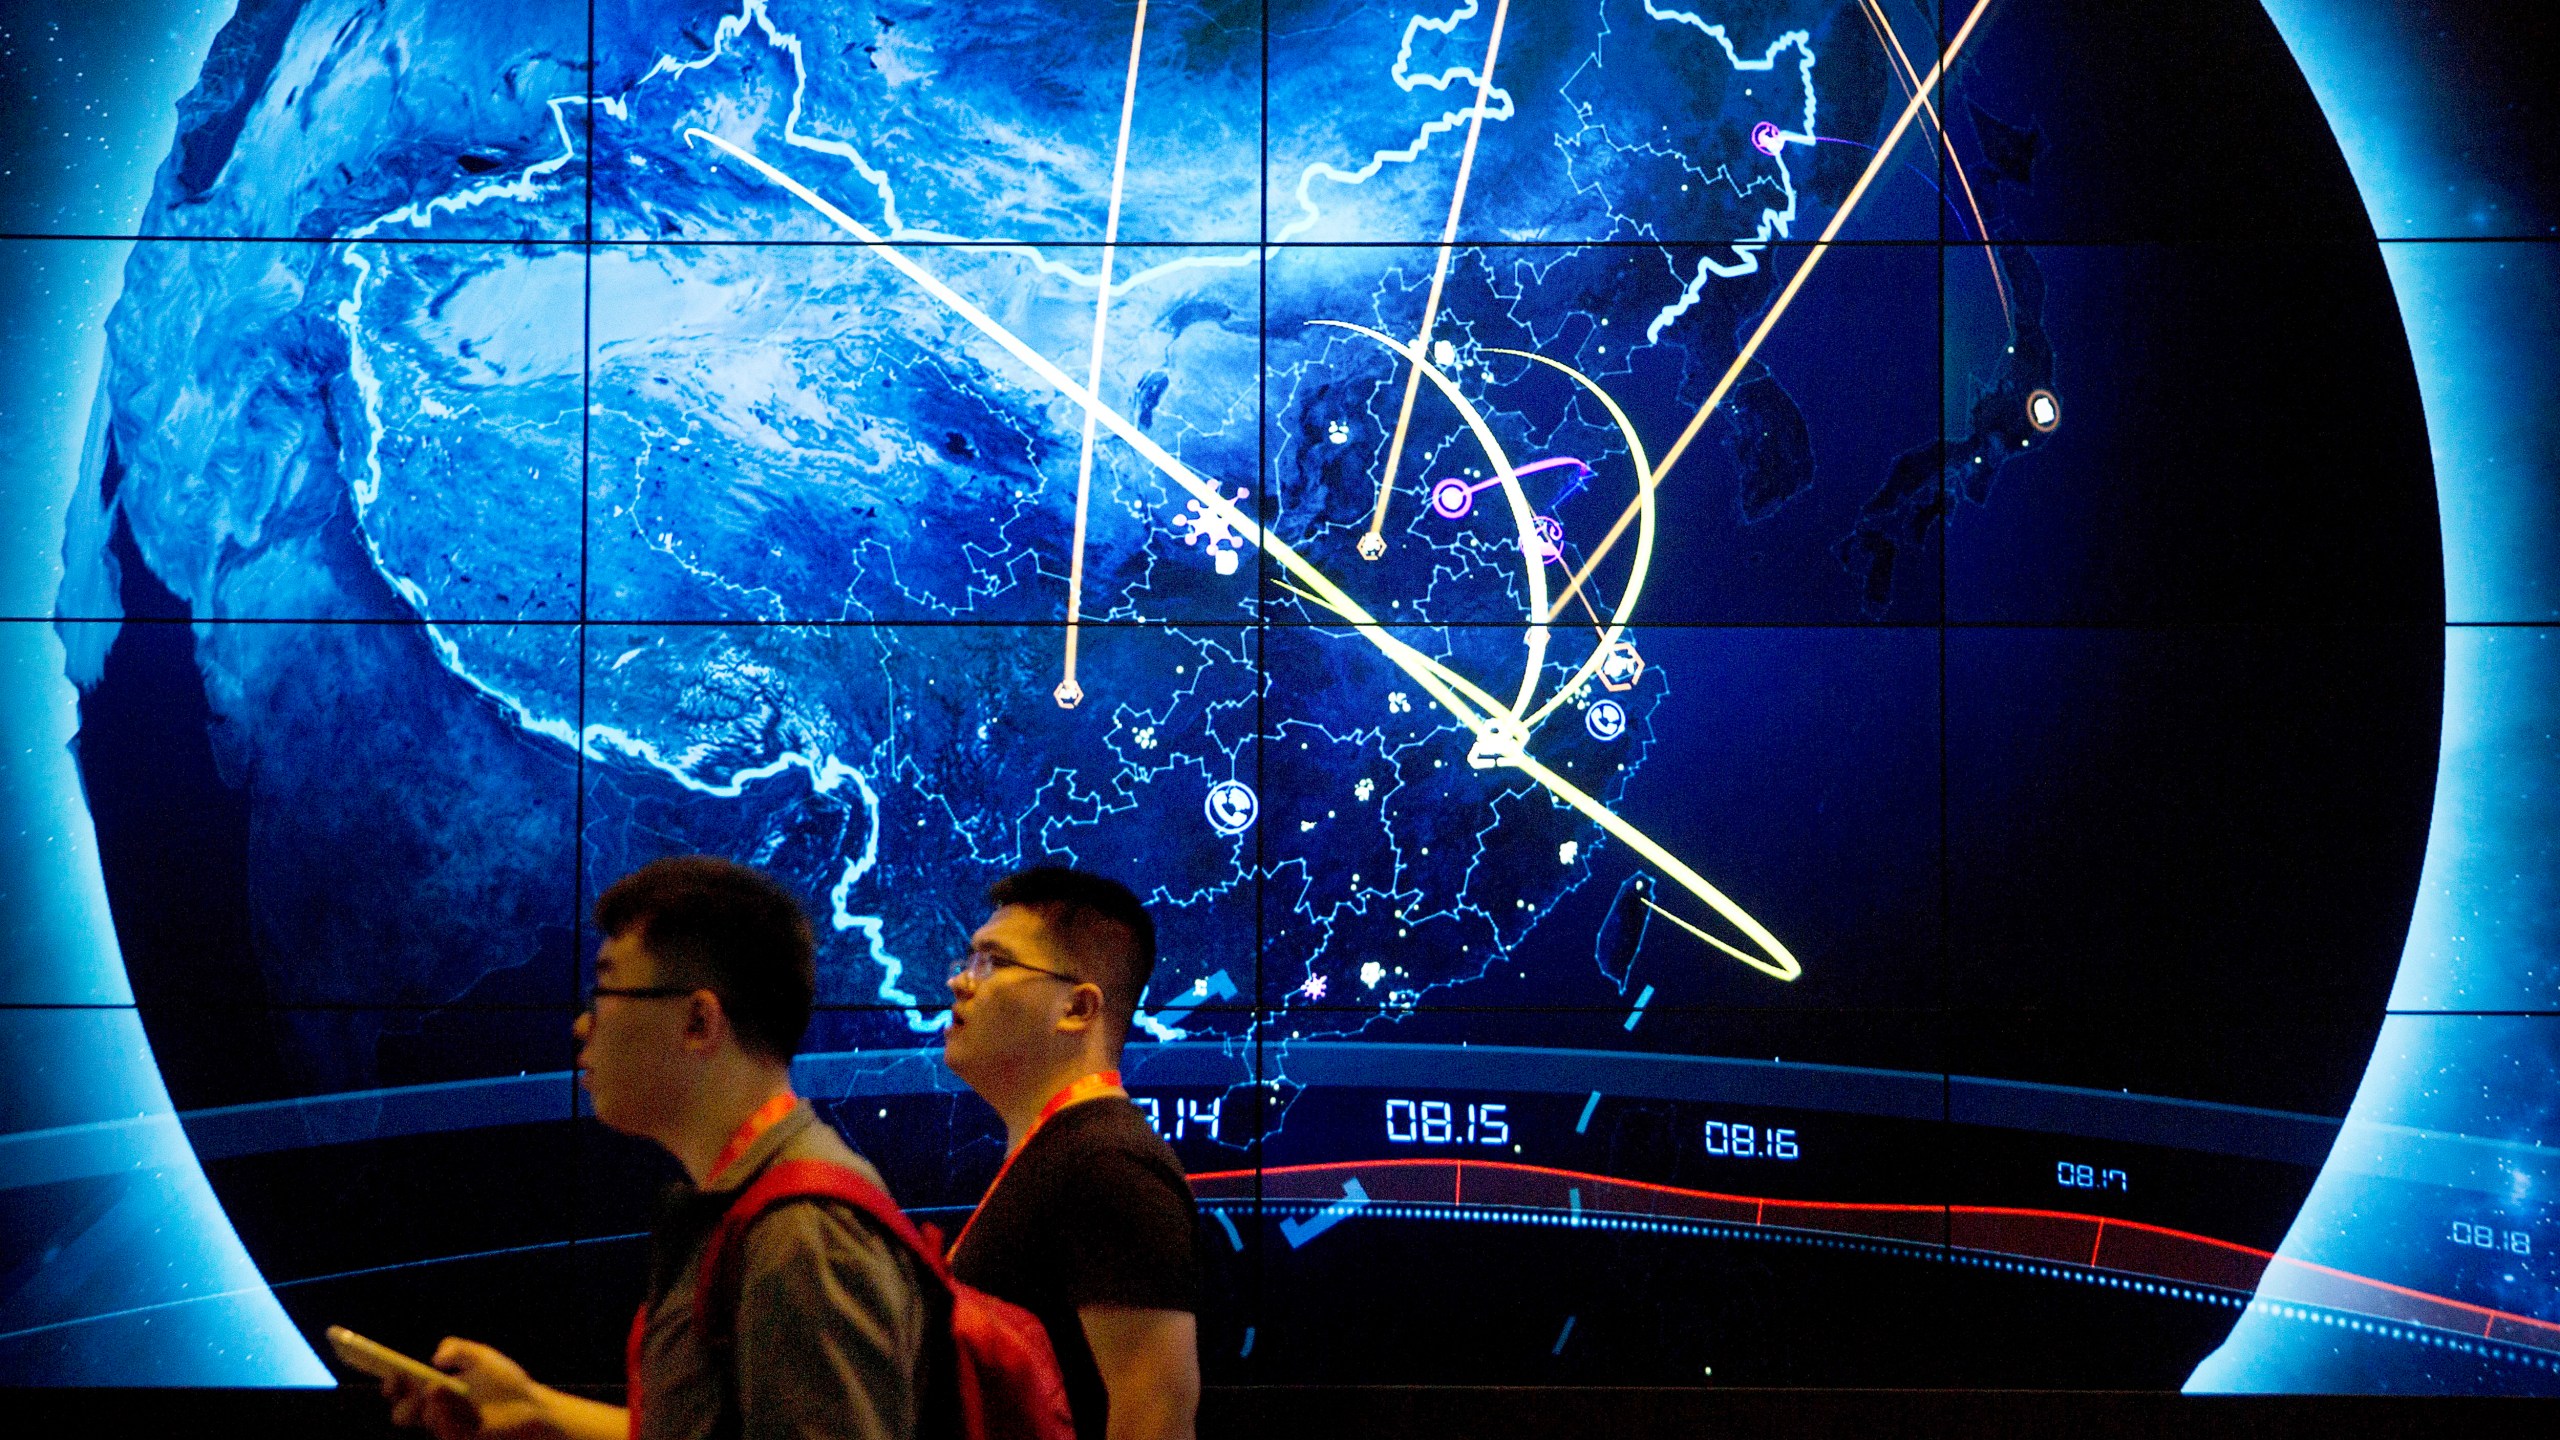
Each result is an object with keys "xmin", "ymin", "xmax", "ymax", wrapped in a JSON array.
[
  {"xmin": 1750, "ymin": 121, "xmax": 1784, "ymax": 157},
  {"xmin": 1204, "ymin": 779, "xmax": 1258, "ymax": 836},
  {"xmin": 1532, "ymin": 514, "xmax": 1565, "ymax": 563},
  {"xmin": 2026, "ymin": 388, "xmax": 2062, "ymax": 433},
  {"xmin": 1430, "ymin": 477, "xmax": 1476, "ymax": 520},
  {"xmin": 1585, "ymin": 699, "xmax": 1627, "ymax": 742}
]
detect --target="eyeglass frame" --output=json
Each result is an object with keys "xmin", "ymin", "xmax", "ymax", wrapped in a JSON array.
[
  {"xmin": 947, "ymin": 950, "xmax": 1087, "ymax": 987},
  {"xmin": 581, "ymin": 982, "xmax": 702, "ymax": 1012}
]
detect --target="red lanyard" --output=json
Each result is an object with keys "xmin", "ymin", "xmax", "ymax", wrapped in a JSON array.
[
  {"xmin": 948, "ymin": 1070, "xmax": 1122, "ymax": 1259},
  {"xmin": 634, "ymin": 1088, "xmax": 800, "ymax": 1439},
  {"xmin": 709, "ymin": 1089, "xmax": 800, "ymax": 1183}
]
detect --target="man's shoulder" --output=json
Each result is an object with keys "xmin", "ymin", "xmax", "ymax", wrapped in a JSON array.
[
  {"xmin": 771, "ymin": 1117, "xmax": 889, "ymax": 1183},
  {"xmin": 733, "ymin": 1126, "xmax": 917, "ymax": 1279}
]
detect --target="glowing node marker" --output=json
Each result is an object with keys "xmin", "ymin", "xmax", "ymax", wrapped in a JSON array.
[
  {"xmin": 1205, "ymin": 779, "xmax": 1258, "ymax": 836},
  {"xmin": 1597, "ymin": 640, "xmax": 1645, "ymax": 693},
  {"xmin": 1585, "ymin": 699, "xmax": 1628, "ymax": 742},
  {"xmin": 1054, "ymin": 680, "xmax": 1084, "ymax": 709},
  {"xmin": 2027, "ymin": 388, "xmax": 2062, "ymax": 433},
  {"xmin": 1750, "ymin": 121, "xmax": 1784, "ymax": 156},
  {"xmin": 1430, "ymin": 477, "xmax": 1477, "ymax": 520}
]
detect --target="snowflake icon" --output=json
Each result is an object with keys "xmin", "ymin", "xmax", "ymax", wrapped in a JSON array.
[
  {"xmin": 1174, "ymin": 485, "xmax": 1250, "ymax": 575},
  {"xmin": 1296, "ymin": 974, "xmax": 1328, "ymax": 1001}
]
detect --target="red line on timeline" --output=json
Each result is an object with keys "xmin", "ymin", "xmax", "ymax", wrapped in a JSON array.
[{"xmin": 1186, "ymin": 1158, "xmax": 2560, "ymax": 1348}]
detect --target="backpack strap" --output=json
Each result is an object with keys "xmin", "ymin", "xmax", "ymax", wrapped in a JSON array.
[{"xmin": 694, "ymin": 1158, "xmax": 953, "ymax": 1355}]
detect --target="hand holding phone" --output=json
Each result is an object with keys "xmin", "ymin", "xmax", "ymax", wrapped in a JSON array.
[{"xmin": 327, "ymin": 1325, "xmax": 469, "ymax": 1397}]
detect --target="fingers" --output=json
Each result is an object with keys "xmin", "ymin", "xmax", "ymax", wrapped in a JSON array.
[{"xmin": 423, "ymin": 1386, "xmax": 482, "ymax": 1440}]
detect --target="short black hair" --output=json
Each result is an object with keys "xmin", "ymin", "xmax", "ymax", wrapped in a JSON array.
[
  {"xmin": 988, "ymin": 866, "xmax": 1157, "ymax": 1038},
  {"xmin": 594, "ymin": 856, "xmax": 816, "ymax": 1063}
]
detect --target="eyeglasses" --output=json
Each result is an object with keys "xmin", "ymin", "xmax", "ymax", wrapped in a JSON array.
[
  {"xmin": 947, "ymin": 951, "xmax": 1085, "ymax": 986},
  {"xmin": 582, "ymin": 983, "xmax": 699, "ymax": 1012}
]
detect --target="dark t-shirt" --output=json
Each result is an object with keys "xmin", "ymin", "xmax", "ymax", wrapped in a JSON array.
[{"xmin": 948, "ymin": 1097, "xmax": 1198, "ymax": 1440}]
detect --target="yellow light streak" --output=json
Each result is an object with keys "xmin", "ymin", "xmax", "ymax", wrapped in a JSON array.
[
  {"xmin": 1858, "ymin": 0, "xmax": 2008, "ymax": 323},
  {"xmin": 1640, "ymin": 895, "xmax": 1783, "ymax": 976},
  {"xmin": 1360, "ymin": 0, "xmax": 1512, "ymax": 563},
  {"xmin": 1058, "ymin": 0, "xmax": 1151, "ymax": 710},
  {"xmin": 684, "ymin": 114, "xmax": 1801, "ymax": 983},
  {"xmin": 1543, "ymin": 0, "xmax": 1998, "ymax": 628}
]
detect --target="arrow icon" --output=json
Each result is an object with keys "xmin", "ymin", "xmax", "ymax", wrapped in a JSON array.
[
  {"xmin": 1144, "ymin": 968, "xmax": 1237, "ymax": 1032},
  {"xmin": 1279, "ymin": 1178, "xmax": 1371, "ymax": 1249}
]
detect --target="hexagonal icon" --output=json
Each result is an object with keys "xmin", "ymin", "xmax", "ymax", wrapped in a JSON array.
[{"xmin": 1597, "ymin": 639, "xmax": 1645, "ymax": 692}]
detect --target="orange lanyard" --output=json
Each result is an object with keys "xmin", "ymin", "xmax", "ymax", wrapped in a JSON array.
[
  {"xmin": 948, "ymin": 1070, "xmax": 1123, "ymax": 1259},
  {"xmin": 709, "ymin": 1089, "xmax": 800, "ymax": 1182}
]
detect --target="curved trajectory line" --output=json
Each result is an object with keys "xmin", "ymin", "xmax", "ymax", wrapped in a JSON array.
[
  {"xmin": 682, "ymin": 127, "xmax": 1799, "ymax": 984},
  {"xmin": 1545, "ymin": 0, "xmax": 1998, "ymax": 627}
]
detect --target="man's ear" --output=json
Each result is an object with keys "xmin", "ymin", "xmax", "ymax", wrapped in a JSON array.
[
  {"xmin": 1056, "ymin": 981, "xmax": 1106, "ymax": 1035},
  {"xmin": 684, "ymin": 988, "xmax": 730, "ymax": 1055}
]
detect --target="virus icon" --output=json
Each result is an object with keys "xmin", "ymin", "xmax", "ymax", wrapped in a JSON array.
[
  {"xmin": 1297, "ymin": 974, "xmax": 1329, "ymax": 1001},
  {"xmin": 1175, "ymin": 485, "xmax": 1250, "ymax": 575}
]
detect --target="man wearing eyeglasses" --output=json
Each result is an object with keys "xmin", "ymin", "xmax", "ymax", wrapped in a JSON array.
[
  {"xmin": 943, "ymin": 868, "xmax": 1201, "ymax": 1440},
  {"xmin": 377, "ymin": 856, "xmax": 926, "ymax": 1440}
]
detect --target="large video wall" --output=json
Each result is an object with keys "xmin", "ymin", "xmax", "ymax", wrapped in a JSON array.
[{"xmin": 4, "ymin": 0, "xmax": 2557, "ymax": 1393}]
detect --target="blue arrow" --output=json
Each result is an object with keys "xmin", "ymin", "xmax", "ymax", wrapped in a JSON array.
[
  {"xmin": 1278, "ymin": 1178, "xmax": 1371, "ymax": 1249},
  {"xmin": 1145, "ymin": 968, "xmax": 1238, "ymax": 1031}
]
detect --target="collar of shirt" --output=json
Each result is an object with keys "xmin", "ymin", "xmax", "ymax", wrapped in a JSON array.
[{"xmin": 708, "ymin": 1090, "xmax": 803, "ymax": 1185}]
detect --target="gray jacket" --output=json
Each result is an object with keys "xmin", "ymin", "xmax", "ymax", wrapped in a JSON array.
[{"xmin": 633, "ymin": 1102, "xmax": 928, "ymax": 1440}]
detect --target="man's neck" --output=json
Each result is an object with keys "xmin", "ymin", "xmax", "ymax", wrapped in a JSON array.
[
  {"xmin": 666, "ymin": 1062, "xmax": 796, "ymax": 1186},
  {"xmin": 992, "ymin": 1051, "xmax": 1120, "ymax": 1155}
]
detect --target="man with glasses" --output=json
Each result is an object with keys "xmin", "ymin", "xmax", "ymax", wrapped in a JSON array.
[
  {"xmin": 942, "ymin": 867, "xmax": 1201, "ymax": 1440},
  {"xmin": 377, "ymin": 856, "xmax": 926, "ymax": 1440}
]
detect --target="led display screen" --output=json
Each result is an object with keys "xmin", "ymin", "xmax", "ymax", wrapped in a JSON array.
[{"xmin": 3, "ymin": 0, "xmax": 2557, "ymax": 1396}]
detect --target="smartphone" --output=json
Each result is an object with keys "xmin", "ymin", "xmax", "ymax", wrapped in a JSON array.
[{"xmin": 325, "ymin": 1325, "xmax": 469, "ymax": 1397}]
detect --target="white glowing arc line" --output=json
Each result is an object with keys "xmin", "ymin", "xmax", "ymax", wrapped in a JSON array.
[
  {"xmin": 682, "ymin": 127, "xmax": 1797, "ymax": 984},
  {"xmin": 680, "ymin": 130, "xmax": 1484, "ymax": 721},
  {"xmin": 1488, "ymin": 347, "xmax": 1660, "ymax": 735},
  {"xmin": 1060, "ymin": 0, "xmax": 1152, "ymax": 703},
  {"xmin": 1308, "ymin": 320, "xmax": 1550, "ymax": 719}
]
